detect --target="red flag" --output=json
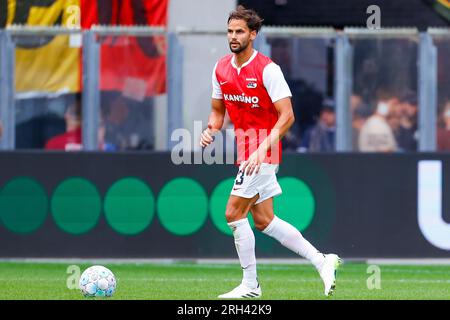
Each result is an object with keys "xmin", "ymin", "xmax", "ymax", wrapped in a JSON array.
[{"xmin": 81, "ymin": 0, "xmax": 167, "ymax": 96}]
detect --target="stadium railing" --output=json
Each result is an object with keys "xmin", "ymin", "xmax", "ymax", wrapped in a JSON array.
[{"xmin": 0, "ymin": 26, "xmax": 449, "ymax": 152}]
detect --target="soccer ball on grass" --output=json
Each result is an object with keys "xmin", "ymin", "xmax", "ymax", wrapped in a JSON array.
[{"xmin": 79, "ymin": 265, "xmax": 116, "ymax": 297}]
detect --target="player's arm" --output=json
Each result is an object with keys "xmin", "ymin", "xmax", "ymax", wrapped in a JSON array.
[
  {"xmin": 244, "ymin": 98, "xmax": 294, "ymax": 174},
  {"xmin": 257, "ymin": 97, "xmax": 295, "ymax": 155},
  {"xmin": 243, "ymin": 63, "xmax": 294, "ymax": 175},
  {"xmin": 200, "ymin": 98, "xmax": 226, "ymax": 147},
  {"xmin": 201, "ymin": 62, "xmax": 226, "ymax": 147}
]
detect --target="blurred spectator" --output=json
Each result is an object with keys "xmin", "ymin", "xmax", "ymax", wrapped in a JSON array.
[
  {"xmin": 282, "ymin": 123, "xmax": 303, "ymax": 151},
  {"xmin": 298, "ymin": 99, "xmax": 335, "ymax": 152},
  {"xmin": 350, "ymin": 94, "xmax": 364, "ymax": 114},
  {"xmin": 45, "ymin": 94, "xmax": 82, "ymax": 151},
  {"xmin": 269, "ymin": 37, "xmax": 329, "ymax": 152},
  {"xmin": 286, "ymin": 80, "xmax": 324, "ymax": 151},
  {"xmin": 358, "ymin": 89, "xmax": 398, "ymax": 152},
  {"xmin": 97, "ymin": 117, "xmax": 117, "ymax": 152},
  {"xmin": 352, "ymin": 103, "xmax": 372, "ymax": 150},
  {"xmin": 102, "ymin": 92, "xmax": 154, "ymax": 150},
  {"xmin": 395, "ymin": 91, "xmax": 418, "ymax": 151},
  {"xmin": 387, "ymin": 103, "xmax": 402, "ymax": 148},
  {"xmin": 437, "ymin": 100, "xmax": 450, "ymax": 151}
]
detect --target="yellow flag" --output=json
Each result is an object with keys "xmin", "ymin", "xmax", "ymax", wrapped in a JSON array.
[{"xmin": 8, "ymin": 0, "xmax": 81, "ymax": 95}]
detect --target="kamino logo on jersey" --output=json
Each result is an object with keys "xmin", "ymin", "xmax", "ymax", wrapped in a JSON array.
[{"xmin": 224, "ymin": 94, "xmax": 259, "ymax": 105}]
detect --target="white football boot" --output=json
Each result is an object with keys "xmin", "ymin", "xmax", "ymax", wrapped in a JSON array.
[
  {"xmin": 218, "ymin": 282, "xmax": 262, "ymax": 299},
  {"xmin": 318, "ymin": 253, "xmax": 342, "ymax": 296}
]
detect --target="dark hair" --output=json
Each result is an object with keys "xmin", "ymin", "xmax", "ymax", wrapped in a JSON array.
[
  {"xmin": 65, "ymin": 93, "xmax": 82, "ymax": 120},
  {"xmin": 399, "ymin": 90, "xmax": 417, "ymax": 106},
  {"xmin": 320, "ymin": 98, "xmax": 335, "ymax": 113},
  {"xmin": 228, "ymin": 5, "xmax": 263, "ymax": 33},
  {"xmin": 375, "ymin": 88, "xmax": 396, "ymax": 102}
]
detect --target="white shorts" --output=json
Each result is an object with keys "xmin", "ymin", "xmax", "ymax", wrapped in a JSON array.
[{"xmin": 230, "ymin": 163, "xmax": 282, "ymax": 205}]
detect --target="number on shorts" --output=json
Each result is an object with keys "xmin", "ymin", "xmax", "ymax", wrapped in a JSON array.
[{"xmin": 235, "ymin": 170, "xmax": 244, "ymax": 186}]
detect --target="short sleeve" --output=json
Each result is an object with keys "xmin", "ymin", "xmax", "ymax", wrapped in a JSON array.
[
  {"xmin": 262, "ymin": 62, "xmax": 292, "ymax": 103},
  {"xmin": 211, "ymin": 62, "xmax": 223, "ymax": 99}
]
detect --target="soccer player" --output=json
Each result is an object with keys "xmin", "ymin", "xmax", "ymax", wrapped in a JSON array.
[{"xmin": 200, "ymin": 6, "xmax": 341, "ymax": 298}]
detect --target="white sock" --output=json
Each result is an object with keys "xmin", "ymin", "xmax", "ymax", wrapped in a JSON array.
[
  {"xmin": 228, "ymin": 218, "xmax": 258, "ymax": 289},
  {"xmin": 262, "ymin": 216, "xmax": 325, "ymax": 270}
]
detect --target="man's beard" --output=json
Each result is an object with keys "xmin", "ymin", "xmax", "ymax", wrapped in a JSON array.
[{"xmin": 229, "ymin": 40, "xmax": 249, "ymax": 54}]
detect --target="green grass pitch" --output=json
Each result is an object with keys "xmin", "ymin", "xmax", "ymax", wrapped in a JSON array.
[{"xmin": 0, "ymin": 262, "xmax": 449, "ymax": 300}]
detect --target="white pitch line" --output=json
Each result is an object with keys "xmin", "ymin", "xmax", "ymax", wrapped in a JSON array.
[
  {"xmin": 2, "ymin": 257, "xmax": 450, "ymax": 265},
  {"xmin": 0, "ymin": 278, "xmax": 449, "ymax": 284},
  {"xmin": 367, "ymin": 259, "xmax": 450, "ymax": 265}
]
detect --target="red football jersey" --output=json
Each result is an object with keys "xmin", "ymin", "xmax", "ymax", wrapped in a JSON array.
[
  {"xmin": 213, "ymin": 50, "xmax": 292, "ymax": 164},
  {"xmin": 45, "ymin": 127, "xmax": 82, "ymax": 151}
]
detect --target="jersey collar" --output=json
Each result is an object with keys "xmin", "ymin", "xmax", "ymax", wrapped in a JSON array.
[{"xmin": 231, "ymin": 49, "xmax": 258, "ymax": 73}]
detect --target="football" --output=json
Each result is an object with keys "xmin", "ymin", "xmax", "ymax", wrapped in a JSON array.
[{"xmin": 79, "ymin": 265, "xmax": 117, "ymax": 298}]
